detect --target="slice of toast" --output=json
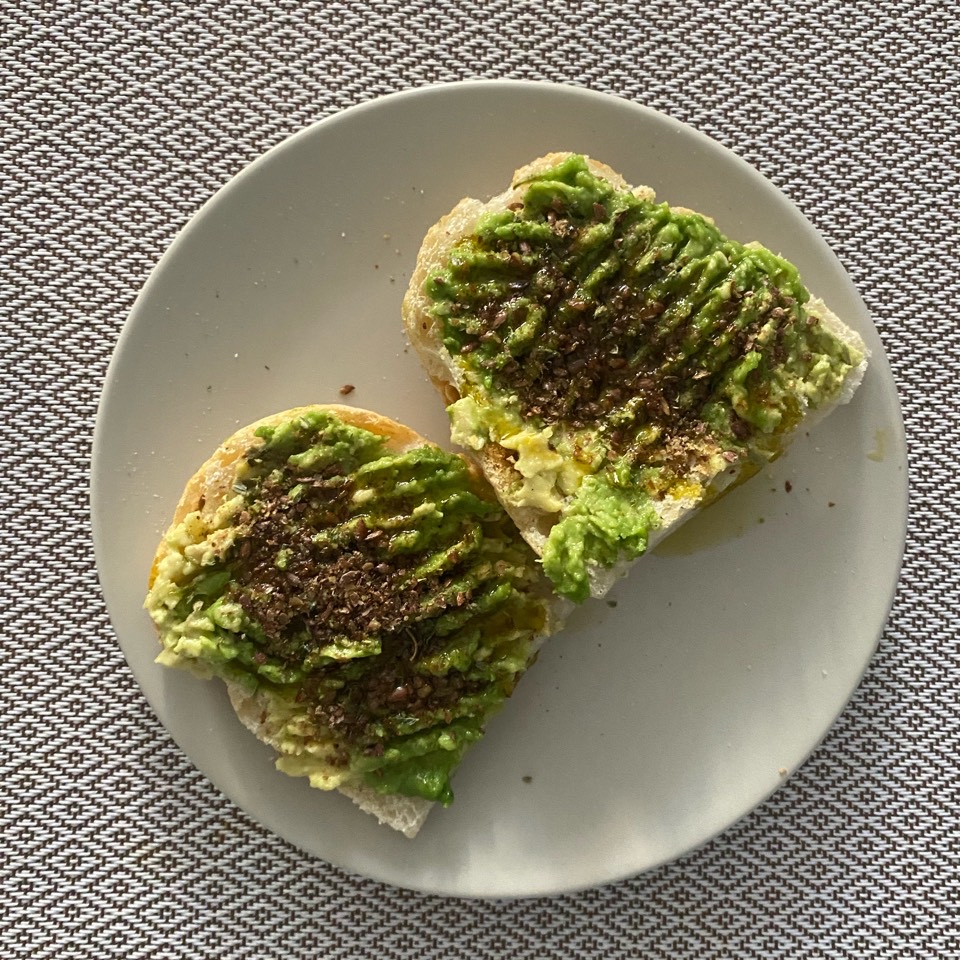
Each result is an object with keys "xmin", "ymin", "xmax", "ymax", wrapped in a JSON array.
[
  {"xmin": 403, "ymin": 153, "xmax": 869, "ymax": 601},
  {"xmin": 145, "ymin": 404, "xmax": 565, "ymax": 837}
]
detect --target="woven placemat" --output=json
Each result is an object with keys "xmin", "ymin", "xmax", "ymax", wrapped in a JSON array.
[{"xmin": 3, "ymin": 1, "xmax": 957, "ymax": 957}]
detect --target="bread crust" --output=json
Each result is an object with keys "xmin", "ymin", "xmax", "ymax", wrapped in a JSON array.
[
  {"xmin": 402, "ymin": 154, "xmax": 869, "ymax": 599},
  {"xmin": 147, "ymin": 404, "xmax": 560, "ymax": 838}
]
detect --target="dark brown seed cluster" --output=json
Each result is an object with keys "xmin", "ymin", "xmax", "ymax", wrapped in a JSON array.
[
  {"xmin": 444, "ymin": 209, "xmax": 802, "ymax": 456},
  {"xmin": 310, "ymin": 659, "xmax": 486, "ymax": 749},
  {"xmin": 232, "ymin": 468, "xmax": 428, "ymax": 662},
  {"xmin": 226, "ymin": 459, "xmax": 504, "ymax": 746}
]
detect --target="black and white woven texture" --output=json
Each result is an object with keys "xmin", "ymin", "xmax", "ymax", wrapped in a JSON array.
[{"xmin": 2, "ymin": 1, "xmax": 957, "ymax": 957}]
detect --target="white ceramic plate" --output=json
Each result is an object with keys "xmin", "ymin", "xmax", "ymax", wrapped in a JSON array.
[{"xmin": 92, "ymin": 81, "xmax": 907, "ymax": 898}]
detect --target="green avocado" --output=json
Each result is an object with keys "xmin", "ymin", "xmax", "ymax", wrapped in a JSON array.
[
  {"xmin": 146, "ymin": 409, "xmax": 548, "ymax": 805},
  {"xmin": 427, "ymin": 155, "xmax": 864, "ymax": 601}
]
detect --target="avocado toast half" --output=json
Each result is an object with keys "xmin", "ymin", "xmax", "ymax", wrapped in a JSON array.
[
  {"xmin": 145, "ymin": 405, "xmax": 565, "ymax": 836},
  {"xmin": 403, "ymin": 153, "xmax": 869, "ymax": 601}
]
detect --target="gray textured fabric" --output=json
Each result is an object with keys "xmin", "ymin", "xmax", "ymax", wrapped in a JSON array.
[{"xmin": 2, "ymin": 1, "xmax": 958, "ymax": 957}]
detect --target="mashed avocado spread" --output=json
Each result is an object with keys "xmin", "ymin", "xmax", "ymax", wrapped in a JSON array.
[
  {"xmin": 145, "ymin": 410, "xmax": 548, "ymax": 805},
  {"xmin": 425, "ymin": 154, "xmax": 864, "ymax": 601}
]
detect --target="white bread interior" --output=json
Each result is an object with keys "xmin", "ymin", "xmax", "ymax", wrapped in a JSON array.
[
  {"xmin": 148, "ymin": 404, "xmax": 565, "ymax": 838},
  {"xmin": 402, "ymin": 155, "xmax": 870, "ymax": 599}
]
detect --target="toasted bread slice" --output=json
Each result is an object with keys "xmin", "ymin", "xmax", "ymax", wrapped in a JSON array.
[
  {"xmin": 146, "ymin": 405, "xmax": 565, "ymax": 837},
  {"xmin": 403, "ymin": 154, "xmax": 869, "ymax": 601}
]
